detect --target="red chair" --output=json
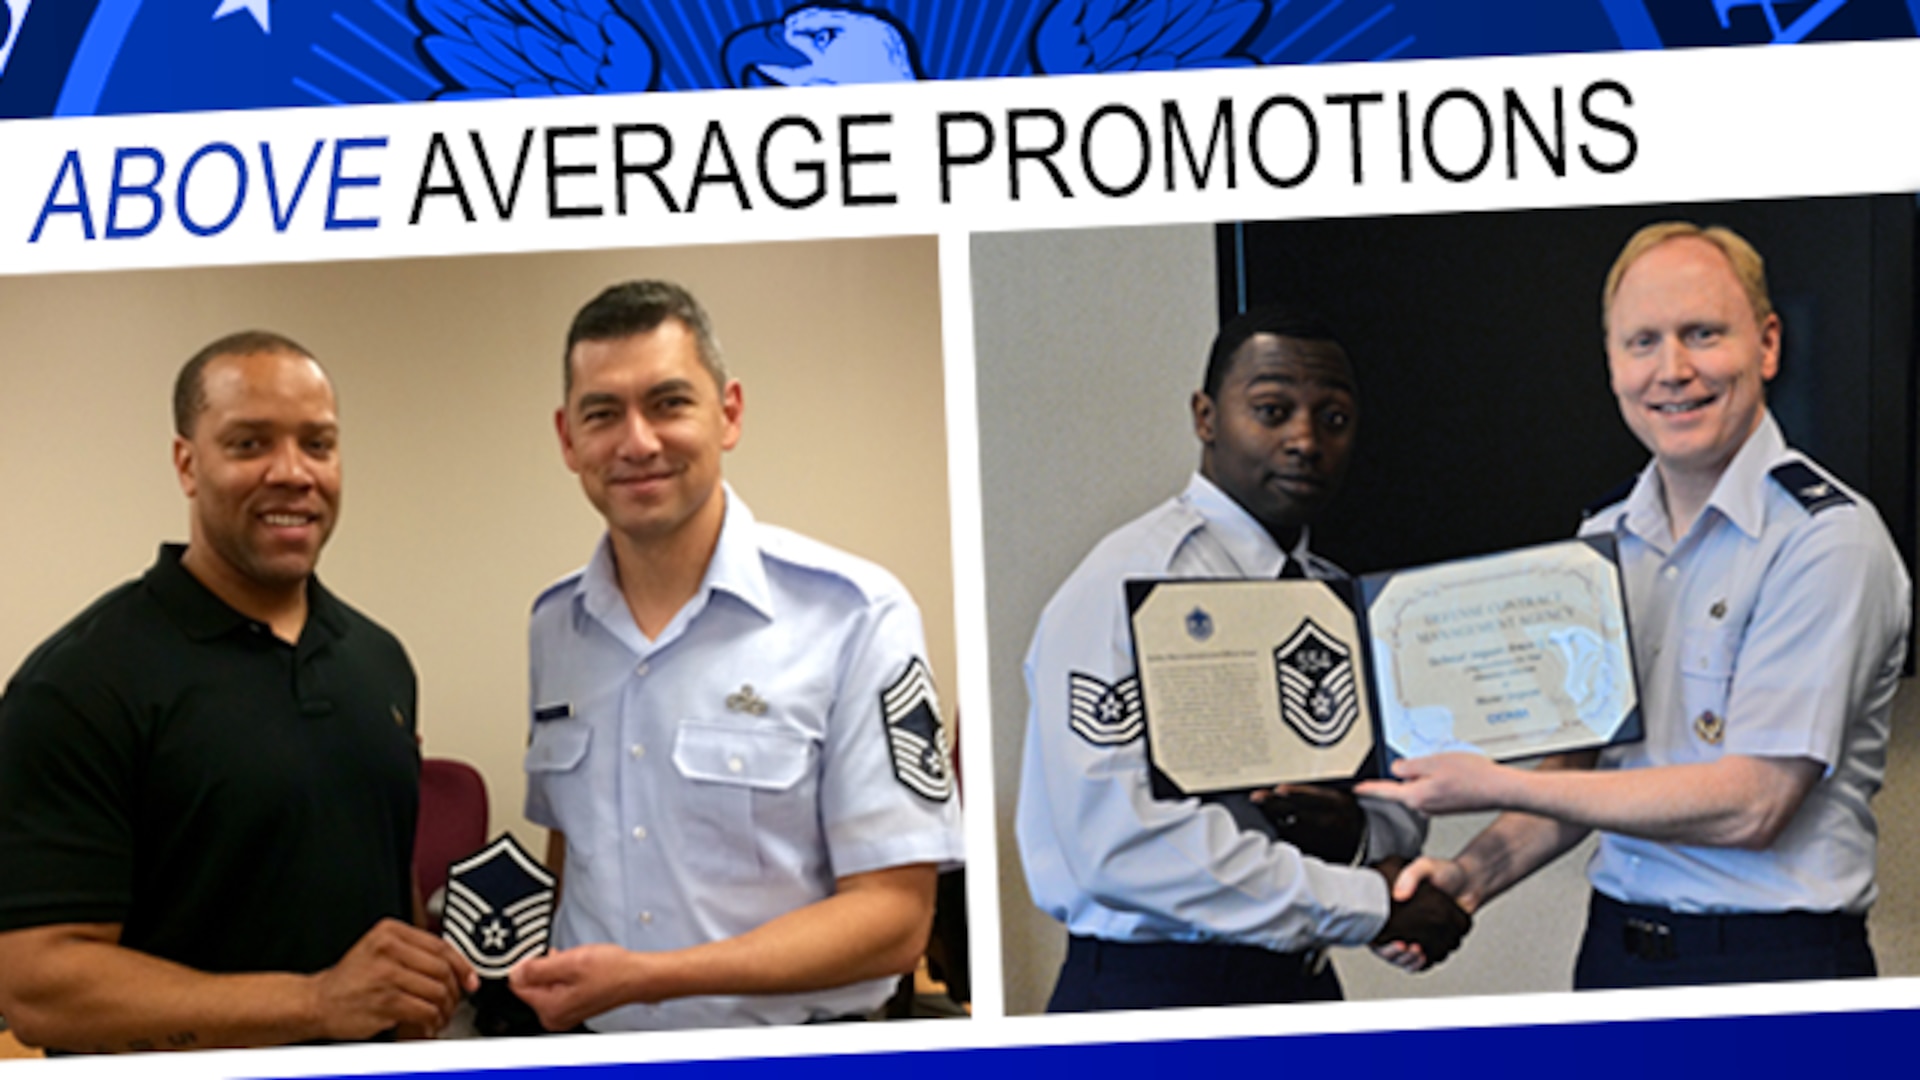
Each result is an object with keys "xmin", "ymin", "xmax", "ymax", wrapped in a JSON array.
[{"xmin": 414, "ymin": 758, "xmax": 490, "ymax": 934}]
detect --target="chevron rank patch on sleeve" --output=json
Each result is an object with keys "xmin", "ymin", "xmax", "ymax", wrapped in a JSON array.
[
  {"xmin": 443, "ymin": 833, "xmax": 558, "ymax": 980},
  {"xmin": 1068, "ymin": 672, "xmax": 1143, "ymax": 746},
  {"xmin": 881, "ymin": 658, "xmax": 953, "ymax": 802}
]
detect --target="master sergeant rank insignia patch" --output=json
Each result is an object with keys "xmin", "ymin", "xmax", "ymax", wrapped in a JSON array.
[
  {"xmin": 443, "ymin": 833, "xmax": 558, "ymax": 980},
  {"xmin": 1274, "ymin": 618, "xmax": 1360, "ymax": 748}
]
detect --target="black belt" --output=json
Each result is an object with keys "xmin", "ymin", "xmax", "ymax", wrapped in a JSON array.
[
  {"xmin": 1066, "ymin": 934, "xmax": 1327, "ymax": 980},
  {"xmin": 1594, "ymin": 892, "xmax": 1867, "ymax": 962},
  {"xmin": 579, "ymin": 1013, "xmax": 869, "ymax": 1033}
]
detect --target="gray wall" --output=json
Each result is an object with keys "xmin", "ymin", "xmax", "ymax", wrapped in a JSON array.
[
  {"xmin": 975, "ymin": 226, "xmax": 1218, "ymax": 1014},
  {"xmin": 974, "ymin": 223, "xmax": 1920, "ymax": 1015}
]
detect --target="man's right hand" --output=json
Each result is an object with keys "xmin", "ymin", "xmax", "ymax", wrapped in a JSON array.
[
  {"xmin": 1251, "ymin": 784, "xmax": 1366, "ymax": 863},
  {"xmin": 309, "ymin": 919, "xmax": 477, "ymax": 1041},
  {"xmin": 1368, "ymin": 857, "xmax": 1471, "ymax": 969}
]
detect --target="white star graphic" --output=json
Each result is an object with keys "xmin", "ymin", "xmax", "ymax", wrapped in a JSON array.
[
  {"xmin": 212, "ymin": 0, "xmax": 270, "ymax": 35},
  {"xmin": 480, "ymin": 918, "xmax": 509, "ymax": 950}
]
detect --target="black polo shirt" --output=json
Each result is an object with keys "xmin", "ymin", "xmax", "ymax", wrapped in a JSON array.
[{"xmin": 0, "ymin": 545, "xmax": 419, "ymax": 976}]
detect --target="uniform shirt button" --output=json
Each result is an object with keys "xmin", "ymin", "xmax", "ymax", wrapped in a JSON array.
[
  {"xmin": 727, "ymin": 756, "xmax": 745, "ymax": 773},
  {"xmin": 635, "ymin": 661, "xmax": 650, "ymax": 676},
  {"xmin": 631, "ymin": 825, "xmax": 647, "ymax": 841},
  {"xmin": 1662, "ymin": 566, "xmax": 1679, "ymax": 580},
  {"xmin": 638, "ymin": 911, "xmax": 653, "ymax": 925},
  {"xmin": 629, "ymin": 743, "xmax": 645, "ymax": 759}
]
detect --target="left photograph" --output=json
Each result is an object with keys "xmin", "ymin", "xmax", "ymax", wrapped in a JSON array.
[{"xmin": 0, "ymin": 235, "xmax": 967, "ymax": 1056}]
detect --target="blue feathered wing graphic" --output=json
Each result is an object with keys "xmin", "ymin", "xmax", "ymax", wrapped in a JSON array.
[
  {"xmin": 1031, "ymin": 0, "xmax": 1267, "ymax": 73},
  {"xmin": 416, "ymin": 0, "xmax": 657, "ymax": 98}
]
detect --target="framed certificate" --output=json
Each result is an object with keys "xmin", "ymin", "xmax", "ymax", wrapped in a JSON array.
[
  {"xmin": 1125, "ymin": 536, "xmax": 1642, "ymax": 797},
  {"xmin": 1359, "ymin": 536, "xmax": 1642, "ymax": 769},
  {"xmin": 1126, "ymin": 577, "xmax": 1377, "ymax": 795}
]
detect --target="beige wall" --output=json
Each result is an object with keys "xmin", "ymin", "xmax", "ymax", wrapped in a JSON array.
[{"xmin": 0, "ymin": 236, "xmax": 954, "ymax": 851}]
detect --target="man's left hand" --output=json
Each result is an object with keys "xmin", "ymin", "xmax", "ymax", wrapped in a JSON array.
[
  {"xmin": 1250, "ymin": 784, "xmax": 1364, "ymax": 863},
  {"xmin": 507, "ymin": 945, "xmax": 647, "ymax": 1032}
]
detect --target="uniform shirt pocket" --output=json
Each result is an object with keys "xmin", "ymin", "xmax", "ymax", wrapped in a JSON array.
[
  {"xmin": 673, "ymin": 720, "xmax": 811, "ymax": 791},
  {"xmin": 671, "ymin": 720, "xmax": 817, "ymax": 883},
  {"xmin": 1678, "ymin": 625, "xmax": 1739, "ymax": 746},
  {"xmin": 524, "ymin": 717, "xmax": 592, "ymax": 829}
]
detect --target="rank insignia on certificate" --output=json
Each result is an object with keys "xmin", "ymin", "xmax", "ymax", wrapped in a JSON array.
[{"xmin": 1126, "ymin": 536, "xmax": 1643, "ymax": 796}]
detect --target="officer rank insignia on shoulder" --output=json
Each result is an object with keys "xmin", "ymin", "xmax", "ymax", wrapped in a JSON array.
[
  {"xmin": 443, "ymin": 833, "xmax": 558, "ymax": 980},
  {"xmin": 1770, "ymin": 461, "xmax": 1853, "ymax": 514},
  {"xmin": 1068, "ymin": 672, "xmax": 1143, "ymax": 746},
  {"xmin": 1274, "ymin": 618, "xmax": 1359, "ymax": 748},
  {"xmin": 881, "ymin": 658, "xmax": 953, "ymax": 802}
]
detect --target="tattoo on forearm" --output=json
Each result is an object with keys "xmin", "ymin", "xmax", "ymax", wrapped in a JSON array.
[{"xmin": 114, "ymin": 1031, "xmax": 197, "ymax": 1053}]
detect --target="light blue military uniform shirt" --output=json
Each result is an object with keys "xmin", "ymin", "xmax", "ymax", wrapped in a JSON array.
[
  {"xmin": 1017, "ymin": 473, "xmax": 1425, "ymax": 952},
  {"xmin": 525, "ymin": 491, "xmax": 964, "ymax": 1030},
  {"xmin": 1579, "ymin": 413, "xmax": 1910, "ymax": 914}
]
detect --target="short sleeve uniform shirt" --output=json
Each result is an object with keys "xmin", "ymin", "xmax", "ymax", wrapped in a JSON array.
[
  {"xmin": 1579, "ymin": 414, "xmax": 1909, "ymax": 914},
  {"xmin": 525, "ymin": 492, "xmax": 963, "ymax": 1030},
  {"xmin": 1016, "ymin": 474, "xmax": 1424, "ymax": 952}
]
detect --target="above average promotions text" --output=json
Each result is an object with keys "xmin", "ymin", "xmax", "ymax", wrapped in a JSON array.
[{"xmin": 409, "ymin": 80, "xmax": 1636, "ymax": 223}]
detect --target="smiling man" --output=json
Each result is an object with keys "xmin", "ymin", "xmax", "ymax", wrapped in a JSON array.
[
  {"xmin": 1015, "ymin": 305, "xmax": 1466, "ymax": 1012},
  {"xmin": 0, "ymin": 332, "xmax": 474, "ymax": 1052},
  {"xmin": 1362, "ymin": 223, "xmax": 1911, "ymax": 988},
  {"xmin": 508, "ymin": 280, "xmax": 962, "ymax": 1031}
]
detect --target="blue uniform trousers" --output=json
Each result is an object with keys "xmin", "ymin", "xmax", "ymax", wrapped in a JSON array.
[
  {"xmin": 1574, "ymin": 891, "xmax": 1874, "ymax": 989},
  {"xmin": 1047, "ymin": 935, "xmax": 1341, "ymax": 1012}
]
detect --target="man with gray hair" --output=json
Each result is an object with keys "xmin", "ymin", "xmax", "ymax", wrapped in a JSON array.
[
  {"xmin": 1363, "ymin": 222, "xmax": 1911, "ymax": 988},
  {"xmin": 509, "ymin": 280, "xmax": 962, "ymax": 1031}
]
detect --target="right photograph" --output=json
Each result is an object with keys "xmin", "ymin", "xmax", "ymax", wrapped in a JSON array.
[{"xmin": 974, "ymin": 197, "xmax": 1920, "ymax": 1014}]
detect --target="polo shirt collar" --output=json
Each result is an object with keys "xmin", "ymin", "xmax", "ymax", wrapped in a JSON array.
[
  {"xmin": 145, "ymin": 542, "xmax": 344, "ymax": 642},
  {"xmin": 1618, "ymin": 411, "xmax": 1782, "ymax": 547},
  {"xmin": 1183, "ymin": 472, "xmax": 1309, "ymax": 578}
]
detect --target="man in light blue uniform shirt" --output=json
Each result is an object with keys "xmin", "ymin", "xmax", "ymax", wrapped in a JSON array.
[
  {"xmin": 1018, "ymin": 306, "xmax": 1467, "ymax": 1012},
  {"xmin": 509, "ymin": 281, "xmax": 962, "ymax": 1031},
  {"xmin": 1364, "ymin": 223, "xmax": 1911, "ymax": 988}
]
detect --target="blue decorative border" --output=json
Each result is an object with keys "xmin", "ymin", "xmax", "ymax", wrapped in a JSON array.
[
  {"xmin": 304, "ymin": 1005, "xmax": 1919, "ymax": 1080},
  {"xmin": 2, "ymin": 1, "xmax": 1916, "ymax": 121}
]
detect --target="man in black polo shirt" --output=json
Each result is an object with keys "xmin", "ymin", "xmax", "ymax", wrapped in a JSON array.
[{"xmin": 0, "ymin": 332, "xmax": 475, "ymax": 1052}]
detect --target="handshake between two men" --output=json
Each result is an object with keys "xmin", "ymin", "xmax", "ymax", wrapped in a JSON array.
[{"xmin": 1255, "ymin": 784, "xmax": 1473, "ymax": 972}]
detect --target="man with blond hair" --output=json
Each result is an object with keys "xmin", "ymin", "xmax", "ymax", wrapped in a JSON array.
[{"xmin": 1363, "ymin": 222, "xmax": 1910, "ymax": 988}]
